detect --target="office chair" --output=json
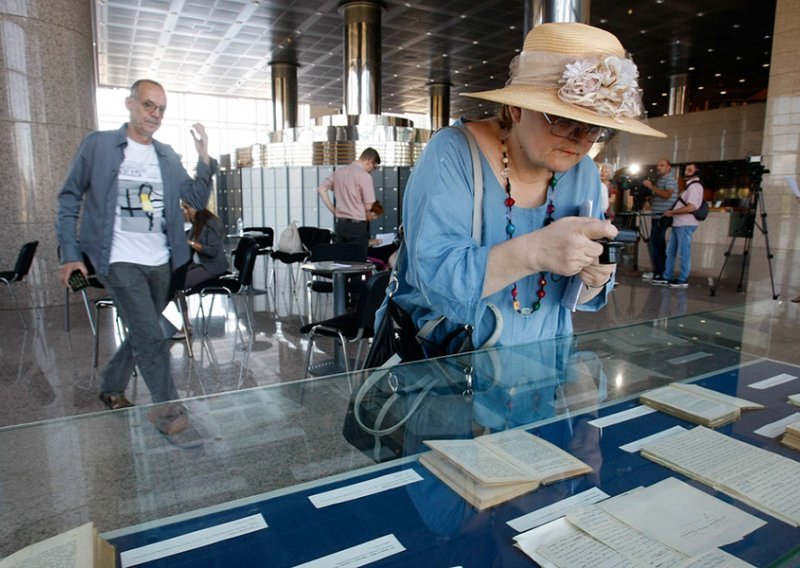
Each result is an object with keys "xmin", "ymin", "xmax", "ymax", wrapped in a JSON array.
[
  {"xmin": 270, "ymin": 226, "xmax": 331, "ymax": 307},
  {"xmin": 1, "ymin": 241, "xmax": 39, "ymax": 329},
  {"xmin": 304, "ymin": 242, "xmax": 365, "ymax": 324},
  {"xmin": 301, "ymin": 270, "xmax": 390, "ymax": 377},
  {"xmin": 185, "ymin": 237, "xmax": 260, "ymax": 343},
  {"xmin": 242, "ymin": 226, "xmax": 274, "ymax": 291}
]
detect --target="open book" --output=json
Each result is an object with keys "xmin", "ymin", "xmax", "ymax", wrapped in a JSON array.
[
  {"xmin": 0, "ymin": 522, "xmax": 115, "ymax": 568},
  {"xmin": 640, "ymin": 383, "xmax": 763, "ymax": 428},
  {"xmin": 419, "ymin": 429, "xmax": 592, "ymax": 510}
]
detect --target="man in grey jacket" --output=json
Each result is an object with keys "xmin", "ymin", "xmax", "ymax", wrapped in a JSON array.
[{"xmin": 56, "ymin": 79, "xmax": 218, "ymax": 414}]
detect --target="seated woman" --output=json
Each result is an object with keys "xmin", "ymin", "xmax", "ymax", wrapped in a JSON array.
[
  {"xmin": 174, "ymin": 201, "xmax": 229, "ymax": 336},
  {"xmin": 366, "ymin": 201, "xmax": 398, "ymax": 270}
]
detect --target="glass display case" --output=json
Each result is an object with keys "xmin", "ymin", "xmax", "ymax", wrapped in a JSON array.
[{"xmin": 1, "ymin": 301, "xmax": 799, "ymax": 566}]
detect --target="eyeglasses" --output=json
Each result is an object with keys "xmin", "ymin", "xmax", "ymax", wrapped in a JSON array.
[
  {"xmin": 542, "ymin": 113, "xmax": 614, "ymax": 143},
  {"xmin": 139, "ymin": 99, "xmax": 167, "ymax": 115}
]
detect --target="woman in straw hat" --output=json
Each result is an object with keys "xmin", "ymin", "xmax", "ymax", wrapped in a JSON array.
[{"xmin": 388, "ymin": 23, "xmax": 666, "ymax": 351}]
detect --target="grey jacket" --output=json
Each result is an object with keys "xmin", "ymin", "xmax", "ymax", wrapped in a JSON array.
[
  {"xmin": 190, "ymin": 216, "xmax": 229, "ymax": 276},
  {"xmin": 56, "ymin": 123, "xmax": 219, "ymax": 276}
]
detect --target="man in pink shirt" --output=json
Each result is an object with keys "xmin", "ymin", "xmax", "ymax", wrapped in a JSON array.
[{"xmin": 317, "ymin": 148, "xmax": 381, "ymax": 257}]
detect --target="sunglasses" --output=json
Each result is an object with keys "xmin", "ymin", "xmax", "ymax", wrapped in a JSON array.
[{"xmin": 542, "ymin": 113, "xmax": 615, "ymax": 143}]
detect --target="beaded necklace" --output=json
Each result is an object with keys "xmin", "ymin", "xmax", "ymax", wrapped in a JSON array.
[{"xmin": 500, "ymin": 138, "xmax": 558, "ymax": 316}]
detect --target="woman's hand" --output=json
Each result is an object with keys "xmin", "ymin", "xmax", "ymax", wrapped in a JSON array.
[
  {"xmin": 483, "ymin": 217, "xmax": 617, "ymax": 298},
  {"xmin": 579, "ymin": 262, "xmax": 616, "ymax": 288},
  {"xmin": 528, "ymin": 217, "xmax": 618, "ymax": 277}
]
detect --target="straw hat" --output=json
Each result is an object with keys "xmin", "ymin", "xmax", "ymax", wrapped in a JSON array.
[{"xmin": 465, "ymin": 22, "xmax": 667, "ymax": 138}]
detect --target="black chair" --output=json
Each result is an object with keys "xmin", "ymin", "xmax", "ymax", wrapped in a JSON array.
[
  {"xmin": 185, "ymin": 237, "xmax": 260, "ymax": 340},
  {"xmin": 242, "ymin": 226, "xmax": 274, "ymax": 291},
  {"xmin": 1, "ymin": 241, "xmax": 38, "ymax": 329},
  {"xmin": 270, "ymin": 226, "xmax": 331, "ymax": 306},
  {"xmin": 304, "ymin": 243, "xmax": 366, "ymax": 324},
  {"xmin": 301, "ymin": 270, "xmax": 390, "ymax": 377}
]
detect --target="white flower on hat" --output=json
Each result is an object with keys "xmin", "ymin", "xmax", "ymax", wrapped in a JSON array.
[{"xmin": 558, "ymin": 55, "xmax": 644, "ymax": 119}]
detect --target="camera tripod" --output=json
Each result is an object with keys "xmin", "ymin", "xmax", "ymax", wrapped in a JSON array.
[{"xmin": 709, "ymin": 161, "xmax": 777, "ymax": 299}]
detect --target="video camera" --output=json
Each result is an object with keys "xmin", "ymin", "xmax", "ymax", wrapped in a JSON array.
[{"xmin": 614, "ymin": 166, "xmax": 657, "ymax": 211}]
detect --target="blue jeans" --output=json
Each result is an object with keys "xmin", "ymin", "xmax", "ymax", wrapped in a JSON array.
[
  {"xmin": 648, "ymin": 217, "xmax": 669, "ymax": 276},
  {"xmin": 663, "ymin": 225, "xmax": 697, "ymax": 283},
  {"xmin": 98, "ymin": 262, "xmax": 178, "ymax": 402}
]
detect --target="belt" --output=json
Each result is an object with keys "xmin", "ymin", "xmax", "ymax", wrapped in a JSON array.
[{"xmin": 337, "ymin": 218, "xmax": 366, "ymax": 224}]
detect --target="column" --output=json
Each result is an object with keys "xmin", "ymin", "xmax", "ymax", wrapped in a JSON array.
[
  {"xmin": 339, "ymin": 0, "xmax": 384, "ymax": 116},
  {"xmin": 668, "ymin": 73, "xmax": 688, "ymax": 115},
  {"xmin": 428, "ymin": 82, "xmax": 450, "ymax": 132},
  {"xmin": 270, "ymin": 61, "xmax": 299, "ymax": 131},
  {"xmin": 751, "ymin": 0, "xmax": 800, "ymax": 300},
  {"xmin": 524, "ymin": 0, "xmax": 590, "ymax": 33},
  {"xmin": 0, "ymin": 0, "xmax": 95, "ymax": 307}
]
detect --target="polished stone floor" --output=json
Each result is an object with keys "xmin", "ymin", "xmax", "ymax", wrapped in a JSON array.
[{"xmin": 1, "ymin": 253, "xmax": 798, "ymax": 429}]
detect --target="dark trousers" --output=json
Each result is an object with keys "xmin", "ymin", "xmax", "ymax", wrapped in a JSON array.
[
  {"xmin": 334, "ymin": 219, "xmax": 369, "ymax": 259},
  {"xmin": 648, "ymin": 217, "xmax": 669, "ymax": 277},
  {"xmin": 98, "ymin": 262, "xmax": 178, "ymax": 403}
]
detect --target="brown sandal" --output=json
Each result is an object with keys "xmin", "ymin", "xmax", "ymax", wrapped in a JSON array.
[{"xmin": 99, "ymin": 392, "xmax": 134, "ymax": 410}]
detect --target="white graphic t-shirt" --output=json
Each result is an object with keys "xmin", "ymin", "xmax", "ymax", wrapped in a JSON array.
[{"xmin": 109, "ymin": 139, "xmax": 170, "ymax": 266}]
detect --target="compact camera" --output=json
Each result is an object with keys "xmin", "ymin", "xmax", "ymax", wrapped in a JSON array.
[{"xmin": 597, "ymin": 229, "xmax": 637, "ymax": 264}]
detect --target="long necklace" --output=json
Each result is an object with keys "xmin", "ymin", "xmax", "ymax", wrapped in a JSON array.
[{"xmin": 500, "ymin": 138, "xmax": 558, "ymax": 316}]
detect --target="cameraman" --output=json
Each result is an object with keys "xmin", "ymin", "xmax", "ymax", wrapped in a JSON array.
[{"xmin": 643, "ymin": 159, "xmax": 678, "ymax": 281}]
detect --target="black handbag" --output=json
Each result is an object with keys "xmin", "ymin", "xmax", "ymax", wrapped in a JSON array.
[
  {"xmin": 363, "ymin": 293, "xmax": 474, "ymax": 369},
  {"xmin": 659, "ymin": 215, "xmax": 673, "ymax": 229},
  {"xmin": 341, "ymin": 357, "xmax": 475, "ymax": 462}
]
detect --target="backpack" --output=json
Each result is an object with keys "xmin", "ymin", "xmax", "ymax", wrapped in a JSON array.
[
  {"xmin": 678, "ymin": 180, "xmax": 708, "ymax": 221},
  {"xmin": 693, "ymin": 200, "xmax": 709, "ymax": 221},
  {"xmin": 277, "ymin": 221, "xmax": 305, "ymax": 253}
]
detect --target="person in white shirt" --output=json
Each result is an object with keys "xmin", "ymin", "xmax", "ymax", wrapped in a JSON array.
[{"xmin": 660, "ymin": 163, "xmax": 704, "ymax": 288}]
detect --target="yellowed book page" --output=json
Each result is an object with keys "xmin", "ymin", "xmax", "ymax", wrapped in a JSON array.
[
  {"xmin": 0, "ymin": 522, "xmax": 95, "ymax": 568},
  {"xmin": 477, "ymin": 429, "xmax": 591, "ymax": 483},
  {"xmin": 672, "ymin": 383, "xmax": 763, "ymax": 410},
  {"xmin": 419, "ymin": 452, "xmax": 537, "ymax": 510},
  {"xmin": 422, "ymin": 439, "xmax": 533, "ymax": 485},
  {"xmin": 641, "ymin": 386, "xmax": 738, "ymax": 426},
  {"xmin": 642, "ymin": 427, "xmax": 800, "ymax": 526}
]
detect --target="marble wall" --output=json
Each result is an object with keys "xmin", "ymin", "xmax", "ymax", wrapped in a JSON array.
[
  {"xmin": 0, "ymin": 0, "xmax": 95, "ymax": 308},
  {"xmin": 597, "ymin": 104, "xmax": 767, "ymax": 168}
]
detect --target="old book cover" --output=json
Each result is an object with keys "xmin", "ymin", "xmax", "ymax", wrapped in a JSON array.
[{"xmin": 419, "ymin": 429, "xmax": 591, "ymax": 510}]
